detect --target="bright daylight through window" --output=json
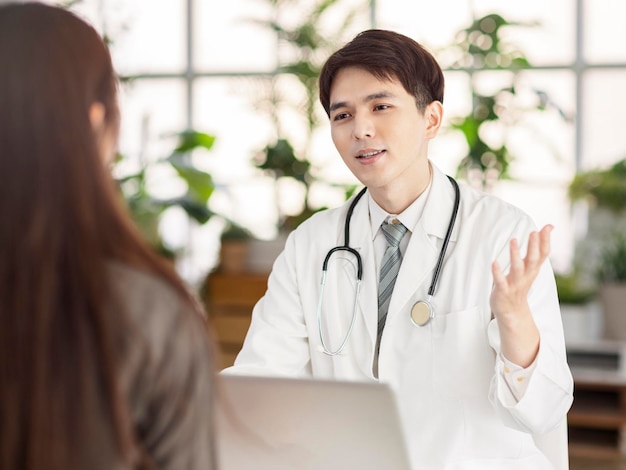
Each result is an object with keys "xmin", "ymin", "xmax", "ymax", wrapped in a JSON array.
[{"xmin": 47, "ymin": 0, "xmax": 626, "ymax": 289}]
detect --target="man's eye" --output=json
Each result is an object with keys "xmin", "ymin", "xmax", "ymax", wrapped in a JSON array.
[
  {"xmin": 333, "ymin": 112, "xmax": 350, "ymax": 121},
  {"xmin": 374, "ymin": 104, "xmax": 390, "ymax": 111}
]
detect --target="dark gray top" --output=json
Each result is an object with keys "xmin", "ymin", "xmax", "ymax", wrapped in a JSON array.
[{"xmin": 82, "ymin": 262, "xmax": 217, "ymax": 470}]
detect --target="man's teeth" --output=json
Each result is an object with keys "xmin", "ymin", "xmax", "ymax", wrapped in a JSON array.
[{"xmin": 358, "ymin": 150, "xmax": 382, "ymax": 158}]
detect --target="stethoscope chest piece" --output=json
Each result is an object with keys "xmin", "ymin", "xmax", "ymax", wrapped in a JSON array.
[{"xmin": 410, "ymin": 299, "xmax": 433, "ymax": 326}]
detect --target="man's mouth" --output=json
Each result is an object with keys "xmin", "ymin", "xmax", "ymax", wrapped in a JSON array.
[{"xmin": 356, "ymin": 149, "xmax": 385, "ymax": 159}]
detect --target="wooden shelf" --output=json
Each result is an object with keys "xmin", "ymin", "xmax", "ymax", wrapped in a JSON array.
[
  {"xmin": 569, "ymin": 410, "xmax": 626, "ymax": 429},
  {"xmin": 204, "ymin": 271, "xmax": 268, "ymax": 369},
  {"xmin": 567, "ymin": 341, "xmax": 626, "ymax": 458}
]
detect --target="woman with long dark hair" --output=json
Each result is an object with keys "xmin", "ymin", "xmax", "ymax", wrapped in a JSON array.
[{"xmin": 0, "ymin": 3, "xmax": 217, "ymax": 469}]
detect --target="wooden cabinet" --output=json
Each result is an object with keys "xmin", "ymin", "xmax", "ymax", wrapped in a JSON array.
[
  {"xmin": 569, "ymin": 375, "xmax": 626, "ymax": 457},
  {"xmin": 567, "ymin": 341, "xmax": 626, "ymax": 458},
  {"xmin": 203, "ymin": 271, "xmax": 268, "ymax": 369}
]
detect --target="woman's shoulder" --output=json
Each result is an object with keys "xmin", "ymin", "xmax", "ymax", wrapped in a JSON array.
[
  {"xmin": 105, "ymin": 260, "xmax": 204, "ymax": 349},
  {"xmin": 107, "ymin": 261, "xmax": 181, "ymax": 304},
  {"xmin": 105, "ymin": 261, "xmax": 216, "ymax": 469}
]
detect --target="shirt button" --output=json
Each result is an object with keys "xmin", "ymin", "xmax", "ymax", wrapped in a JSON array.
[{"xmin": 516, "ymin": 377, "xmax": 524, "ymax": 382}]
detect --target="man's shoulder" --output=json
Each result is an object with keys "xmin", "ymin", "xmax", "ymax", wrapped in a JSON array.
[{"xmin": 459, "ymin": 182, "xmax": 531, "ymax": 221}]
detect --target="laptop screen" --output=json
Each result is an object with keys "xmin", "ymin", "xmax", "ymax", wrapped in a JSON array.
[{"xmin": 216, "ymin": 374, "xmax": 412, "ymax": 470}]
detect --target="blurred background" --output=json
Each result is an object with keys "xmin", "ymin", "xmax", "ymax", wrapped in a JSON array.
[
  {"xmin": 24, "ymin": 0, "xmax": 626, "ymax": 465},
  {"xmin": 39, "ymin": 0, "xmax": 625, "ymax": 287}
]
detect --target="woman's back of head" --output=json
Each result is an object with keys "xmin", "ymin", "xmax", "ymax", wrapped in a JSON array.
[
  {"xmin": 0, "ymin": 3, "xmax": 209, "ymax": 469},
  {"xmin": 0, "ymin": 1, "xmax": 119, "ymax": 262}
]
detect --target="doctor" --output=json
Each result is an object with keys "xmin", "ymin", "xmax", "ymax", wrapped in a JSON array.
[{"xmin": 226, "ymin": 29, "xmax": 573, "ymax": 469}]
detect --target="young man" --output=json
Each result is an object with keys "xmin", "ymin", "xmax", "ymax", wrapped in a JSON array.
[{"xmin": 227, "ymin": 29, "xmax": 573, "ymax": 469}]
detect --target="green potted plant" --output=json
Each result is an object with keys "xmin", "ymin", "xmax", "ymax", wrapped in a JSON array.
[
  {"xmin": 554, "ymin": 270, "xmax": 598, "ymax": 344},
  {"xmin": 240, "ymin": 0, "xmax": 360, "ymax": 273},
  {"xmin": 218, "ymin": 220, "xmax": 254, "ymax": 273},
  {"xmin": 568, "ymin": 158, "xmax": 626, "ymax": 340},
  {"xmin": 116, "ymin": 130, "xmax": 217, "ymax": 258},
  {"xmin": 596, "ymin": 232, "xmax": 626, "ymax": 341},
  {"xmin": 441, "ymin": 13, "xmax": 564, "ymax": 191},
  {"xmin": 567, "ymin": 157, "xmax": 626, "ymax": 295},
  {"xmin": 568, "ymin": 158, "xmax": 626, "ymax": 213},
  {"xmin": 255, "ymin": 138, "xmax": 314, "ymax": 233},
  {"xmin": 250, "ymin": 0, "xmax": 360, "ymax": 235}
]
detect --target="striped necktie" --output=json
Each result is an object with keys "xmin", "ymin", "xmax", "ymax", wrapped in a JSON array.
[{"xmin": 377, "ymin": 220, "xmax": 408, "ymax": 350}]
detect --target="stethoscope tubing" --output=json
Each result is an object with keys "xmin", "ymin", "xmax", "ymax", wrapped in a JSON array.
[
  {"xmin": 317, "ymin": 188, "xmax": 367, "ymax": 355},
  {"xmin": 428, "ymin": 176, "xmax": 460, "ymax": 296},
  {"xmin": 317, "ymin": 176, "xmax": 459, "ymax": 355}
]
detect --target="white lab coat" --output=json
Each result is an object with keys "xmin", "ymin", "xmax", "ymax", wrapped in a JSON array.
[{"xmin": 228, "ymin": 164, "xmax": 574, "ymax": 469}]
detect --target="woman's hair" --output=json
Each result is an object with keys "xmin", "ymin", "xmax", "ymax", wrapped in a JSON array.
[
  {"xmin": 319, "ymin": 29, "xmax": 445, "ymax": 115},
  {"xmin": 0, "ymin": 3, "xmax": 205, "ymax": 468}
]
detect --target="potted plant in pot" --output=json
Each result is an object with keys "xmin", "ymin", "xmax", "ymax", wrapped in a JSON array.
[
  {"xmin": 554, "ymin": 270, "xmax": 597, "ymax": 344},
  {"xmin": 569, "ymin": 158, "xmax": 626, "ymax": 213},
  {"xmin": 596, "ymin": 232, "xmax": 626, "ymax": 341},
  {"xmin": 218, "ymin": 220, "xmax": 254, "ymax": 274},
  {"xmin": 116, "ymin": 130, "xmax": 217, "ymax": 259},
  {"xmin": 568, "ymin": 157, "xmax": 626, "ymax": 297},
  {"xmin": 568, "ymin": 158, "xmax": 626, "ymax": 243}
]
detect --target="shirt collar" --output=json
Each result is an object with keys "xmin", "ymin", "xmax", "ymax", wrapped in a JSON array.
[{"xmin": 367, "ymin": 178, "xmax": 433, "ymax": 240}]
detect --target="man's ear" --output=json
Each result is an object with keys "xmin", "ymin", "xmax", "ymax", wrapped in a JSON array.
[{"xmin": 424, "ymin": 101, "xmax": 443, "ymax": 138}]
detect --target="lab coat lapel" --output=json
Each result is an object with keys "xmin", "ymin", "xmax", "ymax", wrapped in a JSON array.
[
  {"xmin": 339, "ymin": 195, "xmax": 378, "ymax": 348},
  {"xmin": 389, "ymin": 166, "xmax": 460, "ymax": 317}
]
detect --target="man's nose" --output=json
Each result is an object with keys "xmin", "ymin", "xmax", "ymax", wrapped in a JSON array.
[{"xmin": 352, "ymin": 114, "xmax": 375, "ymax": 140}]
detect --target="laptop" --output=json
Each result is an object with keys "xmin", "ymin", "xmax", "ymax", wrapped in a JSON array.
[{"xmin": 216, "ymin": 374, "xmax": 412, "ymax": 470}]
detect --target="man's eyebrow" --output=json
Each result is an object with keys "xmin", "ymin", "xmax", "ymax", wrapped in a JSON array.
[
  {"xmin": 329, "ymin": 101, "xmax": 348, "ymax": 113},
  {"xmin": 329, "ymin": 91, "xmax": 395, "ymax": 113},
  {"xmin": 364, "ymin": 91, "xmax": 394, "ymax": 102}
]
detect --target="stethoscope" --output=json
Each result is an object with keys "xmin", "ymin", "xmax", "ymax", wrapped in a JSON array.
[{"xmin": 317, "ymin": 175, "xmax": 460, "ymax": 356}]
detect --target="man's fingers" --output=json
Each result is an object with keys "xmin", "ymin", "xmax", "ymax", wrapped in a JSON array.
[
  {"xmin": 509, "ymin": 238, "xmax": 524, "ymax": 276},
  {"xmin": 525, "ymin": 231, "xmax": 540, "ymax": 265},
  {"xmin": 538, "ymin": 224, "xmax": 553, "ymax": 260},
  {"xmin": 492, "ymin": 260, "xmax": 507, "ymax": 289}
]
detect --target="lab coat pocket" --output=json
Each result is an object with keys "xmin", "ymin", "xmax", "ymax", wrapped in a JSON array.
[{"xmin": 431, "ymin": 305, "xmax": 494, "ymax": 399}]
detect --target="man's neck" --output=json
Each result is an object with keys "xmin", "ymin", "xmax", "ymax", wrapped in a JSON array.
[{"xmin": 371, "ymin": 162, "xmax": 432, "ymax": 214}]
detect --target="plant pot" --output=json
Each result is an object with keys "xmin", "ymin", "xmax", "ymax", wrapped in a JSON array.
[
  {"xmin": 599, "ymin": 283, "xmax": 626, "ymax": 341},
  {"xmin": 246, "ymin": 233, "xmax": 288, "ymax": 273},
  {"xmin": 560, "ymin": 302, "xmax": 602, "ymax": 344},
  {"xmin": 219, "ymin": 240, "xmax": 249, "ymax": 273}
]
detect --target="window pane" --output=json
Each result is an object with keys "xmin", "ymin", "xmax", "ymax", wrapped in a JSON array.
[
  {"xmin": 47, "ymin": 0, "xmax": 186, "ymax": 74},
  {"xmin": 194, "ymin": 0, "xmax": 369, "ymax": 73},
  {"xmin": 193, "ymin": 77, "xmax": 278, "ymax": 238},
  {"xmin": 107, "ymin": 0, "xmax": 186, "ymax": 74},
  {"xmin": 584, "ymin": 0, "xmax": 626, "ymax": 63},
  {"xmin": 472, "ymin": 0, "xmax": 575, "ymax": 65},
  {"xmin": 582, "ymin": 71, "xmax": 626, "ymax": 169},
  {"xmin": 432, "ymin": 72, "xmax": 473, "ymax": 176},
  {"xmin": 117, "ymin": 79, "xmax": 187, "ymax": 170},
  {"xmin": 376, "ymin": 0, "xmax": 472, "ymax": 49},
  {"xmin": 376, "ymin": 0, "xmax": 574, "ymax": 65},
  {"xmin": 504, "ymin": 70, "xmax": 576, "ymax": 184},
  {"xmin": 194, "ymin": 0, "xmax": 276, "ymax": 72}
]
